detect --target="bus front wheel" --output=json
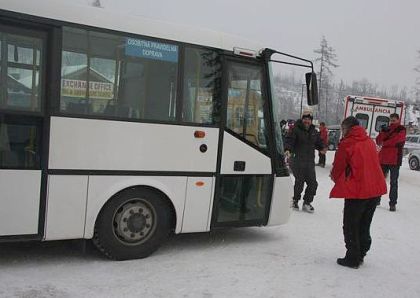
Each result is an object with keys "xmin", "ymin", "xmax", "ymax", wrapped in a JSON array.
[{"xmin": 93, "ymin": 188, "xmax": 172, "ymax": 260}]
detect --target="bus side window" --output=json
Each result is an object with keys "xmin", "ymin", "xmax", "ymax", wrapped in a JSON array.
[
  {"xmin": 60, "ymin": 27, "xmax": 179, "ymax": 122},
  {"xmin": 0, "ymin": 120, "xmax": 41, "ymax": 169},
  {"xmin": 182, "ymin": 47, "xmax": 221, "ymax": 125},
  {"xmin": 226, "ymin": 63, "xmax": 268, "ymax": 150},
  {"xmin": 355, "ymin": 113, "xmax": 369, "ymax": 129},
  {"xmin": 2, "ymin": 34, "xmax": 43, "ymax": 112}
]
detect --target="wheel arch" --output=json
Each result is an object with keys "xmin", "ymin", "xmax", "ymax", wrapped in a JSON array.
[{"xmin": 84, "ymin": 177, "xmax": 185, "ymax": 239}]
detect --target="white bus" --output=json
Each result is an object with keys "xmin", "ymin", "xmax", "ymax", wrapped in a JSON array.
[{"xmin": 0, "ymin": 0, "xmax": 318, "ymax": 260}]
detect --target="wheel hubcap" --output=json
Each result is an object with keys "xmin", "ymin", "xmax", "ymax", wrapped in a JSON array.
[{"xmin": 113, "ymin": 200, "xmax": 156, "ymax": 244}]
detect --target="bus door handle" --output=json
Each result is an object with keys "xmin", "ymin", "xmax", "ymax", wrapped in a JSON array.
[{"xmin": 234, "ymin": 161, "xmax": 246, "ymax": 172}]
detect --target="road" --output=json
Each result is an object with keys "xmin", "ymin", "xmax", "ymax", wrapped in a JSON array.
[{"xmin": 0, "ymin": 152, "xmax": 419, "ymax": 298}]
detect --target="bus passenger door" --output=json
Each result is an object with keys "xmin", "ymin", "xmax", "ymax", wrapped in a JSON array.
[
  {"xmin": 212, "ymin": 60, "xmax": 273, "ymax": 228},
  {"xmin": 0, "ymin": 25, "xmax": 47, "ymax": 237}
]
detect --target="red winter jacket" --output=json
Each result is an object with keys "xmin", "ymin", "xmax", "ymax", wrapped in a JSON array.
[
  {"xmin": 376, "ymin": 123, "xmax": 406, "ymax": 166},
  {"xmin": 330, "ymin": 126, "xmax": 387, "ymax": 199},
  {"xmin": 319, "ymin": 126, "xmax": 329, "ymax": 145}
]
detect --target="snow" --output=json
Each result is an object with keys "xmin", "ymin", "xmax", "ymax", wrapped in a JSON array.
[
  {"xmin": 406, "ymin": 105, "xmax": 420, "ymax": 127},
  {"xmin": 1, "ymin": 152, "xmax": 420, "ymax": 298}
]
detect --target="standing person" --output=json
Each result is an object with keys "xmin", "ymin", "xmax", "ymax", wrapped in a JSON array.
[
  {"xmin": 280, "ymin": 119, "xmax": 287, "ymax": 143},
  {"xmin": 284, "ymin": 112, "xmax": 326, "ymax": 213},
  {"xmin": 375, "ymin": 113, "xmax": 406, "ymax": 211},
  {"xmin": 317, "ymin": 122, "xmax": 329, "ymax": 167},
  {"xmin": 330, "ymin": 116, "xmax": 387, "ymax": 269}
]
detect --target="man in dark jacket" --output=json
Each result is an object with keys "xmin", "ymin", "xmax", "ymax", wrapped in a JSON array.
[
  {"xmin": 375, "ymin": 113, "xmax": 406, "ymax": 211},
  {"xmin": 284, "ymin": 112, "xmax": 326, "ymax": 213},
  {"xmin": 330, "ymin": 116, "xmax": 387, "ymax": 269}
]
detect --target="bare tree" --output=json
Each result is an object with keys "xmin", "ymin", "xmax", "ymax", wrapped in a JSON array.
[
  {"xmin": 272, "ymin": 73, "xmax": 302, "ymax": 121},
  {"xmin": 414, "ymin": 50, "xmax": 420, "ymax": 102},
  {"xmin": 313, "ymin": 36, "xmax": 338, "ymax": 123},
  {"xmin": 334, "ymin": 80, "xmax": 346, "ymax": 124},
  {"xmin": 414, "ymin": 50, "xmax": 420, "ymax": 74},
  {"xmin": 90, "ymin": 0, "xmax": 102, "ymax": 8}
]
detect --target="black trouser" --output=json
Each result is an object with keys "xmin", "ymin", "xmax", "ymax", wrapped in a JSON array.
[
  {"xmin": 292, "ymin": 162, "xmax": 318, "ymax": 203},
  {"xmin": 381, "ymin": 165, "xmax": 400, "ymax": 206},
  {"xmin": 343, "ymin": 198, "xmax": 379, "ymax": 262},
  {"xmin": 318, "ymin": 152, "xmax": 326, "ymax": 166}
]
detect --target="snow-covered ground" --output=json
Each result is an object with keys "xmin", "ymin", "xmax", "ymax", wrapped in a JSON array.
[{"xmin": 1, "ymin": 152, "xmax": 419, "ymax": 298}]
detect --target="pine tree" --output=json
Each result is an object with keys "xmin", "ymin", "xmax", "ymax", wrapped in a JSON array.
[{"xmin": 313, "ymin": 36, "xmax": 338, "ymax": 123}]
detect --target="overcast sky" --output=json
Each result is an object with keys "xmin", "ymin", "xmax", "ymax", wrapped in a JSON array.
[{"xmin": 72, "ymin": 0, "xmax": 420, "ymax": 90}]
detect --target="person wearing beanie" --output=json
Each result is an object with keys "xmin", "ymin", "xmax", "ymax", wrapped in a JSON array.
[
  {"xmin": 330, "ymin": 116, "xmax": 387, "ymax": 269},
  {"xmin": 284, "ymin": 112, "xmax": 326, "ymax": 213}
]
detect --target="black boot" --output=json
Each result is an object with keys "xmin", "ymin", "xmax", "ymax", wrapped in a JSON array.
[{"xmin": 337, "ymin": 257, "xmax": 359, "ymax": 269}]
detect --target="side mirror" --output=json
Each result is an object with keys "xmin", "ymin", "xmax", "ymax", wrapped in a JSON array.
[{"xmin": 305, "ymin": 72, "xmax": 318, "ymax": 106}]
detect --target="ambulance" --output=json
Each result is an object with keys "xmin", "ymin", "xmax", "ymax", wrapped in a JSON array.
[{"xmin": 344, "ymin": 96, "xmax": 405, "ymax": 139}]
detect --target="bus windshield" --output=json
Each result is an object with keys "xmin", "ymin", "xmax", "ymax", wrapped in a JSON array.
[{"xmin": 268, "ymin": 63, "xmax": 285, "ymax": 156}]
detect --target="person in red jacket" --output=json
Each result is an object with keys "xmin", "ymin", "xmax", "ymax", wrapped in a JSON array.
[
  {"xmin": 317, "ymin": 122, "xmax": 329, "ymax": 167},
  {"xmin": 376, "ymin": 113, "xmax": 406, "ymax": 211},
  {"xmin": 330, "ymin": 116, "xmax": 387, "ymax": 269}
]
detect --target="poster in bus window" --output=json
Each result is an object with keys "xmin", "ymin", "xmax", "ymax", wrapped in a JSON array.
[{"xmin": 61, "ymin": 79, "xmax": 114, "ymax": 99}]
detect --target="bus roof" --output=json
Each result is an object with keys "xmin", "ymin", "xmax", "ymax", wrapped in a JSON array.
[{"xmin": 0, "ymin": 0, "xmax": 266, "ymax": 54}]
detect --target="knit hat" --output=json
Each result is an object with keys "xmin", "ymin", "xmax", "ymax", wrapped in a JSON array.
[
  {"xmin": 301, "ymin": 112, "xmax": 313, "ymax": 120},
  {"xmin": 341, "ymin": 116, "xmax": 359, "ymax": 128}
]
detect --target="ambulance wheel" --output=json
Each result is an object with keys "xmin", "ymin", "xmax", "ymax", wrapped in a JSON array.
[{"xmin": 93, "ymin": 188, "xmax": 172, "ymax": 260}]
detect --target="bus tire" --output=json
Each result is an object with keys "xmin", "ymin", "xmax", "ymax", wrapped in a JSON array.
[{"xmin": 93, "ymin": 187, "xmax": 172, "ymax": 260}]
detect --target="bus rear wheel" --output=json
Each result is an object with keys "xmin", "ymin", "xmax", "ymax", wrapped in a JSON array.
[{"xmin": 93, "ymin": 188, "xmax": 172, "ymax": 260}]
